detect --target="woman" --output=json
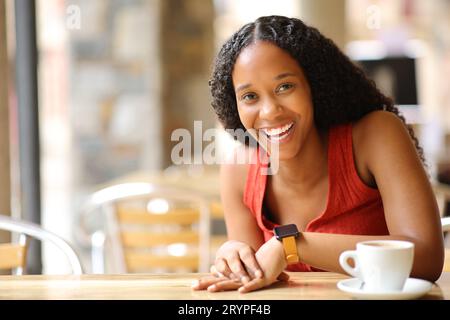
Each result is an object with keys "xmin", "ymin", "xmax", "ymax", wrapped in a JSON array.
[{"xmin": 193, "ymin": 15, "xmax": 444, "ymax": 293}]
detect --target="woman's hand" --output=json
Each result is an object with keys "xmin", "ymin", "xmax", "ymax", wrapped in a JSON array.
[
  {"xmin": 238, "ymin": 236, "xmax": 288, "ymax": 293},
  {"xmin": 212, "ymin": 240, "xmax": 264, "ymax": 282},
  {"xmin": 192, "ymin": 237, "xmax": 289, "ymax": 293},
  {"xmin": 192, "ymin": 240, "xmax": 263, "ymax": 292}
]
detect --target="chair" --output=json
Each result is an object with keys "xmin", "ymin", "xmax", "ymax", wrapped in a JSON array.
[
  {"xmin": 0, "ymin": 214, "xmax": 83, "ymax": 275},
  {"xmin": 78, "ymin": 182, "xmax": 211, "ymax": 274},
  {"xmin": 434, "ymin": 182, "xmax": 450, "ymax": 218},
  {"xmin": 442, "ymin": 217, "xmax": 450, "ymax": 272}
]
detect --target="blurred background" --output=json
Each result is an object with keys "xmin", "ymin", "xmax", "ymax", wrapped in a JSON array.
[{"xmin": 0, "ymin": 0, "xmax": 449, "ymax": 275}]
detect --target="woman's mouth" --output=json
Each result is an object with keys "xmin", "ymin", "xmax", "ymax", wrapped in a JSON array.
[{"xmin": 260, "ymin": 122, "xmax": 295, "ymax": 143}]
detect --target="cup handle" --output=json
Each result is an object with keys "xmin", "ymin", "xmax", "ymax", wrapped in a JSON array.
[{"xmin": 339, "ymin": 250, "xmax": 360, "ymax": 279}]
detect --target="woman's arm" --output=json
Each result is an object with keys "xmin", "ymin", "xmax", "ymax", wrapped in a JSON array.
[
  {"xmin": 219, "ymin": 158, "xmax": 265, "ymax": 250},
  {"xmin": 192, "ymin": 151, "xmax": 267, "ymax": 291},
  {"xmin": 239, "ymin": 232, "xmax": 422, "ymax": 293},
  {"xmin": 297, "ymin": 233, "xmax": 422, "ymax": 275},
  {"xmin": 208, "ymin": 159, "xmax": 266, "ymax": 282},
  {"xmin": 350, "ymin": 110, "xmax": 444, "ymax": 281}
]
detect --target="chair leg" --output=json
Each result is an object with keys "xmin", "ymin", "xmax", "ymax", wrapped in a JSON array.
[{"xmin": 12, "ymin": 234, "xmax": 28, "ymax": 275}]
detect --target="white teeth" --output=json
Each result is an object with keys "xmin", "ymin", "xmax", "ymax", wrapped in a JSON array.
[{"xmin": 262, "ymin": 122, "xmax": 294, "ymax": 136}]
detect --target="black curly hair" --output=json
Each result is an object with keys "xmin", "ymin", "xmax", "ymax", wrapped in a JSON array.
[{"xmin": 209, "ymin": 15, "xmax": 425, "ymax": 163}]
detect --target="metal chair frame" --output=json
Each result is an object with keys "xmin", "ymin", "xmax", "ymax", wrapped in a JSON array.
[{"xmin": 0, "ymin": 215, "xmax": 83, "ymax": 275}]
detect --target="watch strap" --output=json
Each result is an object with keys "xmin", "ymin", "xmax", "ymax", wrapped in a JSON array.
[{"xmin": 282, "ymin": 236, "xmax": 299, "ymax": 264}]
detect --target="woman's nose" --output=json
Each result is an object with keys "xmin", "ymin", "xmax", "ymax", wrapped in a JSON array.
[{"xmin": 259, "ymin": 97, "xmax": 283, "ymax": 120}]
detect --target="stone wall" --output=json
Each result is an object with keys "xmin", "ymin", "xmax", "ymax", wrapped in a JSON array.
[{"xmin": 160, "ymin": 0, "xmax": 215, "ymax": 167}]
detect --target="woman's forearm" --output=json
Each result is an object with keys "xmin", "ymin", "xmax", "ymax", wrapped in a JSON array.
[{"xmin": 297, "ymin": 232, "xmax": 444, "ymax": 282}]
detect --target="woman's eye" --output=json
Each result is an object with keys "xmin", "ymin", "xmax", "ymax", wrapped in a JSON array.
[
  {"xmin": 241, "ymin": 93, "xmax": 257, "ymax": 102},
  {"xmin": 277, "ymin": 83, "xmax": 294, "ymax": 93}
]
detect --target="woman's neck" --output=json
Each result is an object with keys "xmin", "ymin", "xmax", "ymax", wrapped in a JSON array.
[{"xmin": 275, "ymin": 126, "xmax": 328, "ymax": 189}]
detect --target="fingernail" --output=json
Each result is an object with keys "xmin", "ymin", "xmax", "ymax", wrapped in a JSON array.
[
  {"xmin": 191, "ymin": 280, "xmax": 199, "ymax": 289},
  {"xmin": 241, "ymin": 276, "xmax": 250, "ymax": 284},
  {"xmin": 255, "ymin": 270, "xmax": 263, "ymax": 278},
  {"xmin": 207, "ymin": 285, "xmax": 216, "ymax": 292}
]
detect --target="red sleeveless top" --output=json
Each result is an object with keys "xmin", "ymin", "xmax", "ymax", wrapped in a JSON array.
[{"xmin": 243, "ymin": 123, "xmax": 389, "ymax": 271}]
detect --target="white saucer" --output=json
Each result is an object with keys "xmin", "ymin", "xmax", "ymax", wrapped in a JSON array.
[{"xmin": 337, "ymin": 278, "xmax": 433, "ymax": 300}]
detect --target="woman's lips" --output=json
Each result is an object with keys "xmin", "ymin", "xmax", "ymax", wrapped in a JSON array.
[
  {"xmin": 261, "ymin": 122, "xmax": 294, "ymax": 136},
  {"xmin": 260, "ymin": 122, "xmax": 296, "ymax": 143}
]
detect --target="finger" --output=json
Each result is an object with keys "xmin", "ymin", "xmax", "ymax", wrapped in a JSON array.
[
  {"xmin": 214, "ymin": 258, "xmax": 236, "ymax": 279},
  {"xmin": 192, "ymin": 276, "xmax": 227, "ymax": 290},
  {"xmin": 208, "ymin": 279, "xmax": 242, "ymax": 292},
  {"xmin": 277, "ymin": 272, "xmax": 290, "ymax": 282},
  {"xmin": 228, "ymin": 252, "xmax": 251, "ymax": 283},
  {"xmin": 210, "ymin": 265, "xmax": 224, "ymax": 278},
  {"xmin": 238, "ymin": 277, "xmax": 267, "ymax": 294},
  {"xmin": 238, "ymin": 247, "xmax": 264, "ymax": 279}
]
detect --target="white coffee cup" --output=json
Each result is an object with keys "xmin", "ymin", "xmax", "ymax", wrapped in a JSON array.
[{"xmin": 339, "ymin": 240, "xmax": 414, "ymax": 292}]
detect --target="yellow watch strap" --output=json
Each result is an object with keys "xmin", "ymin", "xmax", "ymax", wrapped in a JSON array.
[{"xmin": 281, "ymin": 236, "xmax": 299, "ymax": 264}]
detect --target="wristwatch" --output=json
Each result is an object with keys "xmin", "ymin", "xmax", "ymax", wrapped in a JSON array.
[{"xmin": 273, "ymin": 224, "xmax": 300, "ymax": 264}]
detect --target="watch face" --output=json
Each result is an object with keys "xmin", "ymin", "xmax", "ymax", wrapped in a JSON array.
[{"xmin": 274, "ymin": 224, "xmax": 299, "ymax": 239}]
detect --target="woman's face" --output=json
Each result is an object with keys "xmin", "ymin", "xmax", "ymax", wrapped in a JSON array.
[{"xmin": 232, "ymin": 41, "xmax": 315, "ymax": 160}]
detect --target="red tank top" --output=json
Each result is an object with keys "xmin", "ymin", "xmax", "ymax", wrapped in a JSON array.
[{"xmin": 243, "ymin": 123, "xmax": 389, "ymax": 271}]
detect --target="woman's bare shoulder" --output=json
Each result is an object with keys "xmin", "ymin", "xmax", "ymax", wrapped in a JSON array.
[
  {"xmin": 353, "ymin": 110, "xmax": 407, "ymax": 136},
  {"xmin": 352, "ymin": 110, "xmax": 411, "ymax": 156},
  {"xmin": 352, "ymin": 110, "xmax": 413, "ymax": 186}
]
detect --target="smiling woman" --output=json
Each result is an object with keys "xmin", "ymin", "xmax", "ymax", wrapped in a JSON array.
[{"xmin": 193, "ymin": 15, "xmax": 445, "ymax": 294}]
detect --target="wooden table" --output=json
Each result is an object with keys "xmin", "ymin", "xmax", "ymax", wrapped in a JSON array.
[{"xmin": 0, "ymin": 272, "xmax": 449, "ymax": 300}]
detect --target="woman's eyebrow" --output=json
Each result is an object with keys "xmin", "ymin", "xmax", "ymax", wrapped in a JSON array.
[
  {"xmin": 235, "ymin": 72, "xmax": 297, "ymax": 93},
  {"xmin": 274, "ymin": 72, "xmax": 297, "ymax": 80},
  {"xmin": 236, "ymin": 83, "xmax": 251, "ymax": 93}
]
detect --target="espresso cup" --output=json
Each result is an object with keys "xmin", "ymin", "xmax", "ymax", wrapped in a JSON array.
[{"xmin": 339, "ymin": 240, "xmax": 414, "ymax": 292}]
